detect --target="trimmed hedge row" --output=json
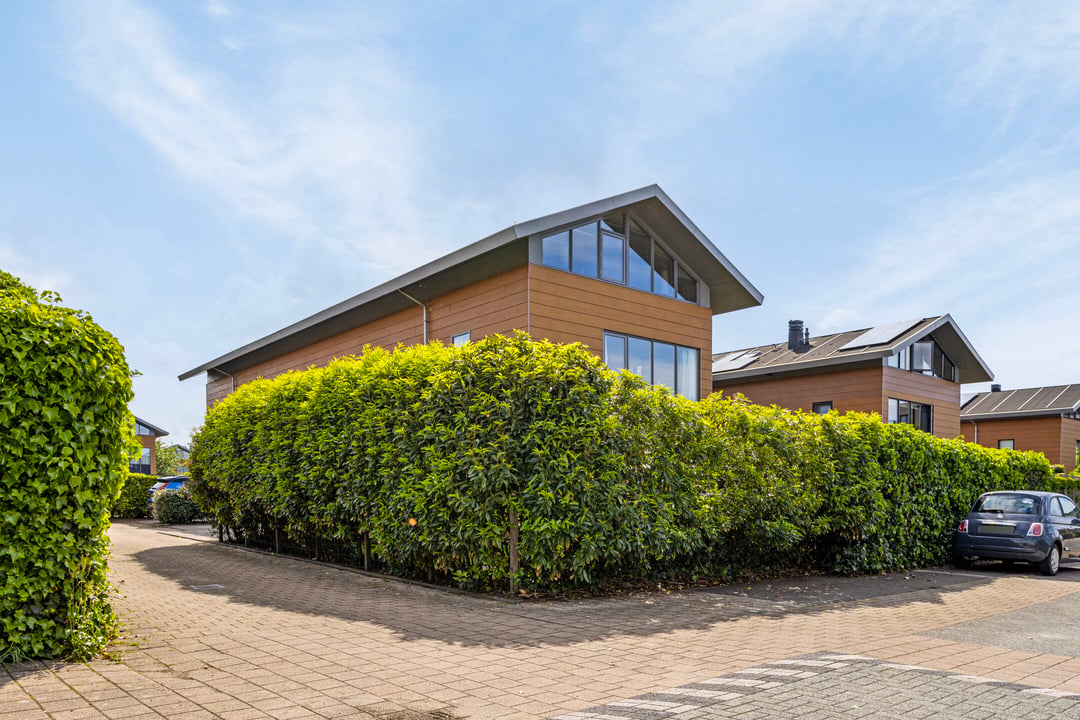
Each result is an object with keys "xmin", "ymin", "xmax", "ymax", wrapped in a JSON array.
[
  {"xmin": 111, "ymin": 473, "xmax": 157, "ymax": 518},
  {"xmin": 189, "ymin": 333, "xmax": 1052, "ymax": 593},
  {"xmin": 1, "ymin": 270, "xmax": 134, "ymax": 661}
]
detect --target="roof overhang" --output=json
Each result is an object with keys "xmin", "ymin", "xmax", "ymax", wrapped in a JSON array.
[
  {"xmin": 961, "ymin": 384, "xmax": 1080, "ymax": 421},
  {"xmin": 918, "ymin": 315, "xmax": 994, "ymax": 384},
  {"xmin": 181, "ymin": 185, "xmax": 762, "ymax": 381},
  {"xmin": 516, "ymin": 185, "xmax": 763, "ymax": 315},
  {"xmin": 961, "ymin": 409, "xmax": 1077, "ymax": 422},
  {"xmin": 134, "ymin": 416, "xmax": 169, "ymax": 437}
]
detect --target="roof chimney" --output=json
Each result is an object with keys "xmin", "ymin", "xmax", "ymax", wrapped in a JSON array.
[
  {"xmin": 990, "ymin": 384, "xmax": 1002, "ymax": 392},
  {"xmin": 788, "ymin": 320, "xmax": 807, "ymax": 351}
]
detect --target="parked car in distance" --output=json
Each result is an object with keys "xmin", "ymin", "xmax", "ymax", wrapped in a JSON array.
[
  {"xmin": 147, "ymin": 475, "xmax": 187, "ymax": 510},
  {"xmin": 953, "ymin": 491, "xmax": 1080, "ymax": 576}
]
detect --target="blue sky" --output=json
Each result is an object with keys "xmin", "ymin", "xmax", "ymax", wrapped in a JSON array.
[{"xmin": 4, "ymin": 1, "xmax": 1080, "ymax": 443}]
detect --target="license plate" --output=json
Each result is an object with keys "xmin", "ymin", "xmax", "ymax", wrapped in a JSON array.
[{"xmin": 978, "ymin": 522, "xmax": 1016, "ymax": 536}]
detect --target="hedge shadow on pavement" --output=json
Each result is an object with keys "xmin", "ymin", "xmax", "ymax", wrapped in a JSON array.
[{"xmin": 123, "ymin": 531, "xmax": 1063, "ymax": 650}]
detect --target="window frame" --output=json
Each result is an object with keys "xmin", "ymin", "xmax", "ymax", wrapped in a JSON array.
[
  {"xmin": 602, "ymin": 330, "xmax": 700, "ymax": 400},
  {"xmin": 998, "ymin": 439, "xmax": 1015, "ymax": 450},
  {"xmin": 887, "ymin": 338, "xmax": 956, "ymax": 383},
  {"xmin": 887, "ymin": 397, "xmax": 933, "ymax": 433},
  {"xmin": 539, "ymin": 212, "xmax": 702, "ymax": 305},
  {"xmin": 812, "ymin": 401, "xmax": 833, "ymax": 414}
]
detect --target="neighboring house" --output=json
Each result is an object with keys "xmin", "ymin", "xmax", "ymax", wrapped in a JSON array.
[
  {"xmin": 180, "ymin": 186, "xmax": 763, "ymax": 404},
  {"xmin": 711, "ymin": 316, "xmax": 993, "ymax": 439},
  {"xmin": 961, "ymin": 385, "xmax": 1080, "ymax": 473},
  {"xmin": 169, "ymin": 444, "xmax": 191, "ymax": 471},
  {"xmin": 131, "ymin": 416, "xmax": 168, "ymax": 475}
]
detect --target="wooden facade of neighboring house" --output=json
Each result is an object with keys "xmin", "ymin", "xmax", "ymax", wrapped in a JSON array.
[
  {"xmin": 961, "ymin": 385, "xmax": 1080, "ymax": 473},
  {"xmin": 182, "ymin": 186, "xmax": 762, "ymax": 406},
  {"xmin": 711, "ymin": 316, "xmax": 993, "ymax": 440},
  {"xmin": 132, "ymin": 416, "xmax": 168, "ymax": 475}
]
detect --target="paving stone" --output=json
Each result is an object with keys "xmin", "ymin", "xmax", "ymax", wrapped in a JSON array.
[{"xmin": 7, "ymin": 522, "xmax": 1080, "ymax": 719}]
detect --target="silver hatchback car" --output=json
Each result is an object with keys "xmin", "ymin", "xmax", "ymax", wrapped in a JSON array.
[{"xmin": 952, "ymin": 491, "xmax": 1080, "ymax": 576}]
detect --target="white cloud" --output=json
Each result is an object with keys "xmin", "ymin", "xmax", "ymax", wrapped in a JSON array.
[
  {"xmin": 204, "ymin": 1, "xmax": 230, "ymax": 19},
  {"xmin": 62, "ymin": 0, "xmax": 439, "ymax": 273},
  {"xmin": 938, "ymin": 3, "xmax": 1080, "ymax": 120},
  {"xmin": 596, "ymin": 1, "xmax": 1080, "ymax": 145},
  {"xmin": 594, "ymin": 0, "xmax": 852, "ymax": 147}
]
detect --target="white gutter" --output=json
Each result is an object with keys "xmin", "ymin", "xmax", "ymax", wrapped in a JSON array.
[{"xmin": 397, "ymin": 290, "xmax": 429, "ymax": 343}]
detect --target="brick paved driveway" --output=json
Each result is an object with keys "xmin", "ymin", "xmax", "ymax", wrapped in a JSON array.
[{"xmin": 3, "ymin": 521, "xmax": 1080, "ymax": 719}]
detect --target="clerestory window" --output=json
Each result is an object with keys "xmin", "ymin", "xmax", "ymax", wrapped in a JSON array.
[
  {"xmin": 541, "ymin": 213, "xmax": 699, "ymax": 304},
  {"xmin": 886, "ymin": 338, "xmax": 956, "ymax": 382}
]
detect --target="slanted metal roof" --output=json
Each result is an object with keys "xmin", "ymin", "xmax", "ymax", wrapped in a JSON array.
[
  {"xmin": 134, "ymin": 416, "xmax": 169, "ymax": 437},
  {"xmin": 180, "ymin": 185, "xmax": 763, "ymax": 381},
  {"xmin": 712, "ymin": 314, "xmax": 994, "ymax": 384},
  {"xmin": 961, "ymin": 384, "xmax": 1080, "ymax": 420}
]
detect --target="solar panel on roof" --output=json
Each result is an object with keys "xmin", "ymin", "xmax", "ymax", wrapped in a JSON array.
[
  {"xmin": 838, "ymin": 318, "xmax": 923, "ymax": 351},
  {"xmin": 712, "ymin": 350, "xmax": 762, "ymax": 373}
]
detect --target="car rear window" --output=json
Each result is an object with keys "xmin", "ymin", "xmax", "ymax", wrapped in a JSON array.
[{"xmin": 973, "ymin": 495, "xmax": 1040, "ymax": 514}]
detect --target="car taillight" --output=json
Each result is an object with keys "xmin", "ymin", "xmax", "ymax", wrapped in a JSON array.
[
  {"xmin": 957, "ymin": 519, "xmax": 968, "ymax": 533},
  {"xmin": 1027, "ymin": 523, "xmax": 1043, "ymax": 537}
]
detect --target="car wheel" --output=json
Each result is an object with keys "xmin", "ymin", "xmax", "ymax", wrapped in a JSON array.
[
  {"xmin": 953, "ymin": 555, "xmax": 973, "ymax": 570},
  {"xmin": 1039, "ymin": 545, "xmax": 1061, "ymax": 576}
]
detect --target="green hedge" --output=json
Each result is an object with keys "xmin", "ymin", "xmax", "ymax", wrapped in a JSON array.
[
  {"xmin": 111, "ymin": 473, "xmax": 157, "ymax": 519},
  {"xmin": 189, "ymin": 333, "xmax": 1052, "ymax": 593},
  {"xmin": 152, "ymin": 487, "xmax": 200, "ymax": 524},
  {"xmin": 1, "ymin": 270, "xmax": 135, "ymax": 661}
]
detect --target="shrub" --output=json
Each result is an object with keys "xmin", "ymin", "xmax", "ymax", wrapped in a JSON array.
[
  {"xmin": 0, "ymin": 270, "xmax": 135, "ymax": 661},
  {"xmin": 152, "ymin": 487, "xmax": 200, "ymax": 524},
  {"xmin": 189, "ymin": 333, "xmax": 1053, "ymax": 594},
  {"xmin": 111, "ymin": 473, "xmax": 157, "ymax": 519}
]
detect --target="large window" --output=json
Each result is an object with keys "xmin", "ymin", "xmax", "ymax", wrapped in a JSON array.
[
  {"xmin": 129, "ymin": 447, "xmax": 151, "ymax": 474},
  {"xmin": 603, "ymin": 331, "xmax": 700, "ymax": 400},
  {"xmin": 888, "ymin": 398, "xmax": 933, "ymax": 433},
  {"xmin": 887, "ymin": 338, "xmax": 956, "ymax": 382},
  {"xmin": 541, "ymin": 213, "xmax": 699, "ymax": 304}
]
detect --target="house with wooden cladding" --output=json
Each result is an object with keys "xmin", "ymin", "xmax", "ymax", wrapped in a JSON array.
[
  {"xmin": 180, "ymin": 185, "xmax": 763, "ymax": 405},
  {"xmin": 961, "ymin": 385, "xmax": 1080, "ymax": 473},
  {"xmin": 131, "ymin": 416, "xmax": 168, "ymax": 475},
  {"xmin": 711, "ymin": 316, "xmax": 993, "ymax": 439}
]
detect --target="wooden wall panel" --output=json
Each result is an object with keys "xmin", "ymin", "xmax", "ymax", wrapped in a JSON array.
[
  {"xmin": 1060, "ymin": 418, "xmax": 1080, "ymax": 473},
  {"xmin": 714, "ymin": 366, "xmax": 886, "ymax": 416},
  {"xmin": 960, "ymin": 415, "xmax": 1076, "ymax": 470},
  {"xmin": 527, "ymin": 264, "xmax": 714, "ymax": 398},
  {"xmin": 229, "ymin": 306, "xmax": 425, "ymax": 389},
  {"xmin": 203, "ymin": 263, "xmax": 714, "ymax": 405},
  {"xmin": 137, "ymin": 434, "xmax": 157, "ymax": 475},
  {"xmin": 714, "ymin": 365, "xmax": 963, "ymax": 439},
  {"xmin": 206, "ymin": 376, "xmax": 232, "ymax": 408},
  {"xmin": 882, "ymin": 367, "xmax": 962, "ymax": 439},
  {"xmin": 428, "ymin": 265, "xmax": 529, "ymax": 342},
  {"xmin": 203, "ymin": 266, "xmax": 533, "ymax": 407}
]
